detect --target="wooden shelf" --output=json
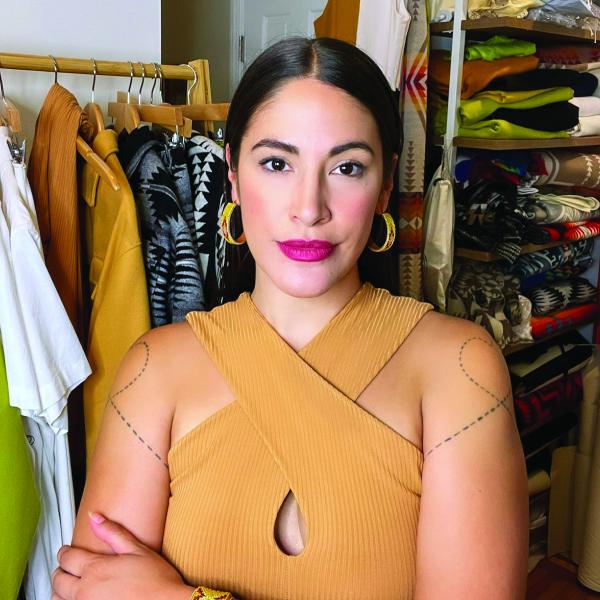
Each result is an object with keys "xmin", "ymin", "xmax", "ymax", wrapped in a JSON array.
[
  {"xmin": 430, "ymin": 17, "xmax": 599, "ymax": 43},
  {"xmin": 503, "ymin": 306, "xmax": 599, "ymax": 356},
  {"xmin": 453, "ymin": 136, "xmax": 600, "ymax": 150},
  {"xmin": 455, "ymin": 240, "xmax": 568, "ymax": 262}
]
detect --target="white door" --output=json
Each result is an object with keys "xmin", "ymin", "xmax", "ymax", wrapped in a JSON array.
[{"xmin": 230, "ymin": 0, "xmax": 327, "ymax": 92}]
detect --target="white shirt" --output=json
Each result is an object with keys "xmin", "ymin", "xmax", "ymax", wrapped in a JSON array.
[
  {"xmin": 0, "ymin": 126, "xmax": 91, "ymax": 598},
  {"xmin": 356, "ymin": 0, "xmax": 412, "ymax": 90}
]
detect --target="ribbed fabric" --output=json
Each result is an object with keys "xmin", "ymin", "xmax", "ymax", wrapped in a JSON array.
[
  {"xmin": 162, "ymin": 282, "xmax": 434, "ymax": 599},
  {"xmin": 28, "ymin": 84, "xmax": 87, "ymax": 339}
]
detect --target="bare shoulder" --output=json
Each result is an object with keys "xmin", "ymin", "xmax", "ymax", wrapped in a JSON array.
[{"xmin": 413, "ymin": 311, "xmax": 529, "ymax": 598}]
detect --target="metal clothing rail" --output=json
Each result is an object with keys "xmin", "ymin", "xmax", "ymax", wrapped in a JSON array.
[{"xmin": 0, "ymin": 52, "xmax": 195, "ymax": 81}]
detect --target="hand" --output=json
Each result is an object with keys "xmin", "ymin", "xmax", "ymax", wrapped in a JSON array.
[{"xmin": 52, "ymin": 511, "xmax": 195, "ymax": 600}]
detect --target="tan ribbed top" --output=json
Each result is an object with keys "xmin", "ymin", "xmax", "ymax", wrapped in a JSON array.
[{"xmin": 162, "ymin": 282, "xmax": 434, "ymax": 599}]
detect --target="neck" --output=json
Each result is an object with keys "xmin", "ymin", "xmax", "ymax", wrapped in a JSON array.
[{"xmin": 250, "ymin": 268, "xmax": 363, "ymax": 352}]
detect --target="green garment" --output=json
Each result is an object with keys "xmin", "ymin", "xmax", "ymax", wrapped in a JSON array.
[
  {"xmin": 460, "ymin": 87, "xmax": 575, "ymax": 125},
  {"xmin": 0, "ymin": 338, "xmax": 40, "ymax": 600},
  {"xmin": 465, "ymin": 35, "xmax": 536, "ymax": 61},
  {"xmin": 458, "ymin": 118, "xmax": 569, "ymax": 140}
]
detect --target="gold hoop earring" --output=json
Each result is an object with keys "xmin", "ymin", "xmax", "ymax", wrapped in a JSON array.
[
  {"xmin": 220, "ymin": 201, "xmax": 246, "ymax": 245},
  {"xmin": 368, "ymin": 212, "xmax": 395, "ymax": 253}
]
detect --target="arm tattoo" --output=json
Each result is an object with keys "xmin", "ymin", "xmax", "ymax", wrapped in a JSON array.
[
  {"xmin": 107, "ymin": 341, "xmax": 169, "ymax": 469},
  {"xmin": 425, "ymin": 336, "xmax": 514, "ymax": 458}
]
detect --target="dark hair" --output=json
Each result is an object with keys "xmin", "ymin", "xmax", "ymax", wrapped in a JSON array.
[{"xmin": 218, "ymin": 36, "xmax": 402, "ymax": 306}]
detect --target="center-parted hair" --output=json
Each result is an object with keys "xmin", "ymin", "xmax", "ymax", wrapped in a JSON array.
[{"xmin": 219, "ymin": 36, "xmax": 402, "ymax": 306}]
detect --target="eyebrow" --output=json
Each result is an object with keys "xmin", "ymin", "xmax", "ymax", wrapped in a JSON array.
[{"xmin": 251, "ymin": 138, "xmax": 375, "ymax": 157}]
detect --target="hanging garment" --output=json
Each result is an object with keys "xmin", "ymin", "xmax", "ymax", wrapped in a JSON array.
[
  {"xmin": 314, "ymin": 0, "xmax": 361, "ymax": 44},
  {"xmin": 0, "ymin": 339, "xmax": 39, "ymax": 600},
  {"xmin": 314, "ymin": 0, "xmax": 411, "ymax": 89},
  {"xmin": 118, "ymin": 126, "xmax": 205, "ymax": 326},
  {"xmin": 27, "ymin": 84, "xmax": 87, "ymax": 340},
  {"xmin": 80, "ymin": 128, "xmax": 151, "ymax": 466},
  {"xmin": 356, "ymin": 0, "xmax": 411, "ymax": 89},
  {"xmin": 397, "ymin": 1, "xmax": 429, "ymax": 299},
  {"xmin": 162, "ymin": 282, "xmax": 434, "ymax": 599},
  {"xmin": 159, "ymin": 142, "xmax": 197, "ymax": 248},
  {"xmin": 429, "ymin": 51, "xmax": 540, "ymax": 99},
  {"xmin": 0, "ymin": 126, "xmax": 91, "ymax": 599},
  {"xmin": 185, "ymin": 134, "xmax": 227, "ymax": 308}
]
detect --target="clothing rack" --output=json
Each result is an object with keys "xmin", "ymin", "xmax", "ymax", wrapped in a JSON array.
[{"xmin": 0, "ymin": 52, "xmax": 214, "ymax": 105}]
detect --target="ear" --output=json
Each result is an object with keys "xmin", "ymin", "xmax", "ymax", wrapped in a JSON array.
[
  {"xmin": 376, "ymin": 152, "xmax": 399, "ymax": 213},
  {"xmin": 225, "ymin": 143, "xmax": 240, "ymax": 205}
]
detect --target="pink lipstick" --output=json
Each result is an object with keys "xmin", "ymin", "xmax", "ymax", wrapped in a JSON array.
[{"xmin": 277, "ymin": 239, "xmax": 336, "ymax": 262}]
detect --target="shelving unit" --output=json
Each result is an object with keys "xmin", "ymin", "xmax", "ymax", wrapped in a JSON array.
[
  {"xmin": 431, "ymin": 16, "xmax": 599, "ymax": 43},
  {"xmin": 432, "ymin": 134, "xmax": 600, "ymax": 150}
]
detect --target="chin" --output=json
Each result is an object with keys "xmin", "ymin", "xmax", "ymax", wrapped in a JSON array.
[{"xmin": 269, "ymin": 268, "xmax": 341, "ymax": 299}]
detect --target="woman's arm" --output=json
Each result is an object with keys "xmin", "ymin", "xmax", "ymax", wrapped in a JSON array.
[
  {"xmin": 414, "ymin": 315, "xmax": 529, "ymax": 599},
  {"xmin": 72, "ymin": 325, "xmax": 179, "ymax": 552}
]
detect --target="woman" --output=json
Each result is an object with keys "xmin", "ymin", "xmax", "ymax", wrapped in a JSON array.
[{"xmin": 52, "ymin": 37, "xmax": 529, "ymax": 600}]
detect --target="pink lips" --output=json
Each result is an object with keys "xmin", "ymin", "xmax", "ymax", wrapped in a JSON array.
[{"xmin": 277, "ymin": 239, "xmax": 336, "ymax": 262}]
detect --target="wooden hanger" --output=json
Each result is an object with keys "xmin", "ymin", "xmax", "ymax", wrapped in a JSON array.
[
  {"xmin": 0, "ymin": 67, "xmax": 22, "ymax": 134},
  {"xmin": 76, "ymin": 136, "xmax": 119, "ymax": 191}
]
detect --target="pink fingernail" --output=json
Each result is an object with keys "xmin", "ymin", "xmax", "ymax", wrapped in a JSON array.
[{"xmin": 88, "ymin": 511, "xmax": 105, "ymax": 524}]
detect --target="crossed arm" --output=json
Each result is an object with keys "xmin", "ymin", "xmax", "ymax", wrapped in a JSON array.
[{"xmin": 53, "ymin": 316, "xmax": 529, "ymax": 599}]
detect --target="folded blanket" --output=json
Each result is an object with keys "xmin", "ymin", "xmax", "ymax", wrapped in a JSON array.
[
  {"xmin": 526, "ymin": 277, "xmax": 598, "ymax": 315},
  {"xmin": 570, "ymin": 96, "xmax": 600, "ymax": 116},
  {"xmin": 468, "ymin": 0, "xmax": 543, "ymax": 19},
  {"xmin": 570, "ymin": 114, "xmax": 600, "ymax": 136},
  {"xmin": 460, "ymin": 87, "xmax": 574, "ymax": 125},
  {"xmin": 465, "ymin": 35, "xmax": 536, "ymax": 61},
  {"xmin": 446, "ymin": 259, "xmax": 522, "ymax": 348},
  {"xmin": 530, "ymin": 302, "xmax": 599, "ymax": 338},
  {"xmin": 458, "ymin": 118, "xmax": 569, "ymax": 139},
  {"xmin": 540, "ymin": 61, "xmax": 600, "ymax": 71},
  {"xmin": 520, "ymin": 258, "xmax": 594, "ymax": 290},
  {"xmin": 430, "ymin": 50, "xmax": 540, "ymax": 99},
  {"xmin": 491, "ymin": 101, "xmax": 579, "ymax": 131},
  {"xmin": 536, "ymin": 45, "xmax": 600, "ymax": 66},
  {"xmin": 510, "ymin": 238, "xmax": 594, "ymax": 279},
  {"xmin": 562, "ymin": 220, "xmax": 600, "ymax": 241},
  {"xmin": 536, "ymin": 150, "xmax": 600, "ymax": 188},
  {"xmin": 508, "ymin": 329, "xmax": 593, "ymax": 394},
  {"xmin": 515, "ymin": 371, "xmax": 584, "ymax": 433},
  {"xmin": 486, "ymin": 69, "xmax": 598, "ymax": 96},
  {"xmin": 530, "ymin": 193, "xmax": 600, "ymax": 212}
]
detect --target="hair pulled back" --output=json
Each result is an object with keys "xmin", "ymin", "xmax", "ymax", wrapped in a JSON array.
[{"xmin": 218, "ymin": 36, "xmax": 402, "ymax": 306}]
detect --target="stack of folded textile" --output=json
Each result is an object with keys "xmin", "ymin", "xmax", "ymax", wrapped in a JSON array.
[
  {"xmin": 430, "ymin": 33, "xmax": 600, "ymax": 140},
  {"xmin": 508, "ymin": 329, "xmax": 592, "ymax": 432},
  {"xmin": 446, "ymin": 146, "xmax": 600, "ymax": 346}
]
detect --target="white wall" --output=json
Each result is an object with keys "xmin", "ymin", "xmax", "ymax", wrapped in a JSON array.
[{"xmin": 2, "ymin": 0, "xmax": 161, "ymax": 148}]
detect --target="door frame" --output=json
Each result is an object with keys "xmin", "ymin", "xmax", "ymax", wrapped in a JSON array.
[{"xmin": 229, "ymin": 0, "xmax": 244, "ymax": 97}]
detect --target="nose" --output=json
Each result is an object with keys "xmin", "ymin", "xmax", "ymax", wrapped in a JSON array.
[{"xmin": 289, "ymin": 169, "xmax": 331, "ymax": 227}]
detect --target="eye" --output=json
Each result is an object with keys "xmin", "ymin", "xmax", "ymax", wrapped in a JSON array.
[
  {"xmin": 331, "ymin": 161, "xmax": 364, "ymax": 177},
  {"xmin": 259, "ymin": 157, "xmax": 290, "ymax": 172}
]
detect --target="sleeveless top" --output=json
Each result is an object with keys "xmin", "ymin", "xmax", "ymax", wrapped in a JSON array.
[{"xmin": 162, "ymin": 282, "xmax": 434, "ymax": 599}]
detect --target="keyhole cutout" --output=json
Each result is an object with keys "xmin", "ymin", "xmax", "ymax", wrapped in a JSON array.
[{"xmin": 274, "ymin": 489, "xmax": 308, "ymax": 556}]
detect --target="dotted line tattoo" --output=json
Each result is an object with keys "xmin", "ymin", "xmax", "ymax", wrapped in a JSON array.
[
  {"xmin": 107, "ymin": 341, "xmax": 169, "ymax": 470},
  {"xmin": 425, "ymin": 336, "xmax": 513, "ymax": 458}
]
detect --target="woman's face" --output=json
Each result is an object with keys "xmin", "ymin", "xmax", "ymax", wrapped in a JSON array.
[{"xmin": 226, "ymin": 77, "xmax": 396, "ymax": 298}]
